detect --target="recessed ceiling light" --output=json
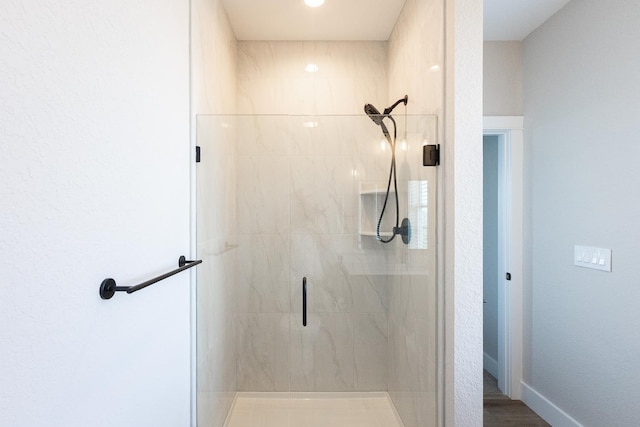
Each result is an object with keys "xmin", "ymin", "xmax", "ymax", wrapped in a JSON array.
[
  {"xmin": 305, "ymin": 0, "xmax": 325, "ymax": 7},
  {"xmin": 305, "ymin": 63, "xmax": 319, "ymax": 73}
]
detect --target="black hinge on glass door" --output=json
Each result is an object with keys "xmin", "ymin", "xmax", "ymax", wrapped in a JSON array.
[
  {"xmin": 196, "ymin": 146, "xmax": 201, "ymax": 163},
  {"xmin": 423, "ymin": 144, "xmax": 440, "ymax": 166}
]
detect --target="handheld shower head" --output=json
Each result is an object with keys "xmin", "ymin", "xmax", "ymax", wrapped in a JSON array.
[
  {"xmin": 363, "ymin": 95, "xmax": 411, "ymax": 246},
  {"xmin": 364, "ymin": 95, "xmax": 408, "ymax": 125},
  {"xmin": 364, "ymin": 103, "xmax": 391, "ymax": 140},
  {"xmin": 364, "ymin": 103, "xmax": 383, "ymax": 126}
]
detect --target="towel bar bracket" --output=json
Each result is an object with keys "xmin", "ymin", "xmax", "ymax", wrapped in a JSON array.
[{"xmin": 99, "ymin": 278, "xmax": 128, "ymax": 300}]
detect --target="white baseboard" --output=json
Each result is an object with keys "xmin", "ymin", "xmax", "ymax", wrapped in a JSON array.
[
  {"xmin": 521, "ymin": 381, "xmax": 584, "ymax": 427},
  {"xmin": 483, "ymin": 352, "xmax": 498, "ymax": 378}
]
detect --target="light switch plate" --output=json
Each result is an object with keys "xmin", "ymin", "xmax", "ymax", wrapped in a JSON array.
[{"xmin": 574, "ymin": 245, "xmax": 612, "ymax": 272}]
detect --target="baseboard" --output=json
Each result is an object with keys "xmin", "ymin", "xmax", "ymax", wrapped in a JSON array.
[
  {"xmin": 520, "ymin": 381, "xmax": 584, "ymax": 427},
  {"xmin": 483, "ymin": 352, "xmax": 498, "ymax": 378}
]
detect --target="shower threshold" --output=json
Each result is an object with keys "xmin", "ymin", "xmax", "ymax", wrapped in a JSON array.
[{"xmin": 223, "ymin": 392, "xmax": 405, "ymax": 427}]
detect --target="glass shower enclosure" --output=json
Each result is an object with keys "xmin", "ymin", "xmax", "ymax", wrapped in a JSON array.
[{"xmin": 195, "ymin": 113, "xmax": 438, "ymax": 427}]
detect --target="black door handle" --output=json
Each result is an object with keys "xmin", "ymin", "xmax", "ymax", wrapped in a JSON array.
[{"xmin": 302, "ymin": 277, "xmax": 307, "ymax": 327}]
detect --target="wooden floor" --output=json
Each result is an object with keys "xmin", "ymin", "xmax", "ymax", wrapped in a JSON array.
[
  {"xmin": 484, "ymin": 399, "xmax": 551, "ymax": 426},
  {"xmin": 483, "ymin": 370, "xmax": 550, "ymax": 426}
]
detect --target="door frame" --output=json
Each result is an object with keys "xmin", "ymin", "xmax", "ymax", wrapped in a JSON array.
[{"xmin": 483, "ymin": 116, "xmax": 523, "ymax": 399}]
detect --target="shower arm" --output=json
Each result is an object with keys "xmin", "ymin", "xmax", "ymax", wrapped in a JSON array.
[{"xmin": 383, "ymin": 95, "xmax": 408, "ymax": 115}]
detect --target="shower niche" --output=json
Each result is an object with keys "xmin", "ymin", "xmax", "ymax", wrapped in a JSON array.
[{"xmin": 358, "ymin": 182, "xmax": 397, "ymax": 238}]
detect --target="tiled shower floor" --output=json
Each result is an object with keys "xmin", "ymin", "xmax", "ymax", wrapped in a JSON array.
[{"xmin": 223, "ymin": 392, "xmax": 404, "ymax": 427}]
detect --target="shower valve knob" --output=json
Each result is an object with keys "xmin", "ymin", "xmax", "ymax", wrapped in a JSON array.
[{"xmin": 394, "ymin": 218, "xmax": 411, "ymax": 244}]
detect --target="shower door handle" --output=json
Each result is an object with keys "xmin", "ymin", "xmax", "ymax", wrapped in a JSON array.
[{"xmin": 302, "ymin": 277, "xmax": 307, "ymax": 327}]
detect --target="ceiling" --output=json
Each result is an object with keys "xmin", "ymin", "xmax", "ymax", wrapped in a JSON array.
[
  {"xmin": 222, "ymin": 0, "xmax": 406, "ymax": 41},
  {"xmin": 222, "ymin": 0, "xmax": 571, "ymax": 42},
  {"xmin": 484, "ymin": 0, "xmax": 571, "ymax": 40}
]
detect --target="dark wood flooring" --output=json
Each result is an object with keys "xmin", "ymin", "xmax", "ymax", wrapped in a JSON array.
[
  {"xmin": 483, "ymin": 370, "xmax": 550, "ymax": 426},
  {"xmin": 484, "ymin": 399, "xmax": 551, "ymax": 426}
]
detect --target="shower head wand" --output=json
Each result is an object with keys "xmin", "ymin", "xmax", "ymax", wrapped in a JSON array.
[
  {"xmin": 363, "ymin": 95, "xmax": 408, "ymax": 126},
  {"xmin": 364, "ymin": 103, "xmax": 391, "ymax": 140},
  {"xmin": 363, "ymin": 95, "xmax": 411, "ymax": 246},
  {"xmin": 364, "ymin": 103, "xmax": 383, "ymax": 126}
]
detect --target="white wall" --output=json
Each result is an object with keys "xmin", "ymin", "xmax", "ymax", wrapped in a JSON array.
[
  {"xmin": 444, "ymin": 0, "xmax": 484, "ymax": 425},
  {"xmin": 523, "ymin": 1, "xmax": 640, "ymax": 425},
  {"xmin": 0, "ymin": 1, "xmax": 190, "ymax": 426},
  {"xmin": 483, "ymin": 41, "xmax": 523, "ymax": 116},
  {"xmin": 483, "ymin": 135, "xmax": 499, "ymax": 370}
]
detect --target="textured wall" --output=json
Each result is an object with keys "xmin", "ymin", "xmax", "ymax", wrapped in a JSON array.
[
  {"xmin": 0, "ymin": 1, "xmax": 190, "ymax": 426},
  {"xmin": 523, "ymin": 1, "xmax": 640, "ymax": 425},
  {"xmin": 483, "ymin": 41, "xmax": 523, "ymax": 116},
  {"xmin": 444, "ymin": 0, "xmax": 484, "ymax": 425},
  {"xmin": 191, "ymin": 0, "xmax": 238, "ymax": 426}
]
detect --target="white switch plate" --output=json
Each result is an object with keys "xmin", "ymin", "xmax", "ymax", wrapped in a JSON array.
[{"xmin": 574, "ymin": 245, "xmax": 612, "ymax": 272}]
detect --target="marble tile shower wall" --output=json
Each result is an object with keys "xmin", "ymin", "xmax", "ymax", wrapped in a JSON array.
[
  {"xmin": 237, "ymin": 42, "xmax": 388, "ymax": 116},
  {"xmin": 386, "ymin": 0, "xmax": 444, "ymax": 426},
  {"xmin": 196, "ymin": 117, "xmax": 238, "ymax": 427},
  {"xmin": 192, "ymin": 0, "xmax": 238, "ymax": 426},
  {"xmin": 235, "ymin": 41, "xmax": 394, "ymax": 392},
  {"xmin": 236, "ymin": 116, "xmax": 399, "ymax": 392}
]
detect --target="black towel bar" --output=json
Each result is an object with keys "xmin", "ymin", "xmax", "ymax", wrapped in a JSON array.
[{"xmin": 100, "ymin": 255, "xmax": 202, "ymax": 300}]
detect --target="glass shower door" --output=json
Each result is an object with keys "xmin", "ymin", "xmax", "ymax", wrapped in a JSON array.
[
  {"xmin": 196, "ymin": 113, "xmax": 439, "ymax": 427},
  {"xmin": 195, "ymin": 115, "xmax": 238, "ymax": 427}
]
